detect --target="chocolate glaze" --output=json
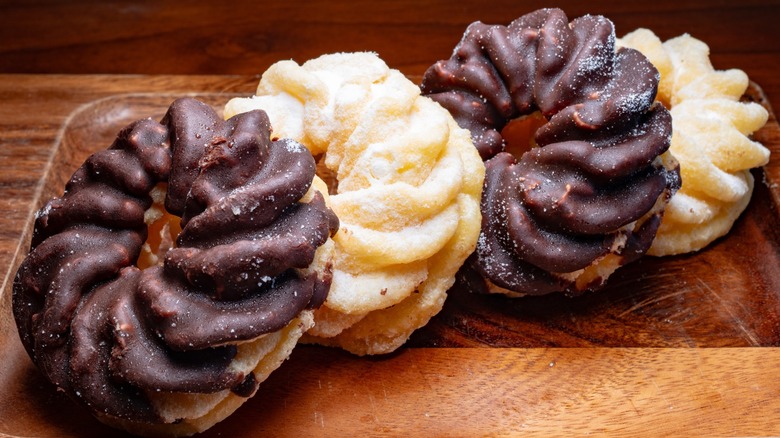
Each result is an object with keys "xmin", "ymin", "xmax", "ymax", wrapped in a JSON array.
[
  {"xmin": 421, "ymin": 8, "xmax": 680, "ymax": 295},
  {"xmin": 13, "ymin": 97, "xmax": 338, "ymax": 423}
]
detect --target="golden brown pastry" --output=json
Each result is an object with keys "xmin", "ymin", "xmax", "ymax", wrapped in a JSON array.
[
  {"xmin": 226, "ymin": 52, "xmax": 484, "ymax": 354},
  {"xmin": 420, "ymin": 9, "xmax": 680, "ymax": 296},
  {"xmin": 619, "ymin": 29, "xmax": 770, "ymax": 255},
  {"xmin": 13, "ymin": 98, "xmax": 338, "ymax": 435}
]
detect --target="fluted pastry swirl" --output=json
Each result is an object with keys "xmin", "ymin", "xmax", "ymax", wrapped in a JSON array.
[
  {"xmin": 226, "ymin": 52, "xmax": 484, "ymax": 354},
  {"xmin": 618, "ymin": 29, "xmax": 770, "ymax": 255},
  {"xmin": 12, "ymin": 97, "xmax": 338, "ymax": 431},
  {"xmin": 421, "ymin": 8, "xmax": 680, "ymax": 295}
]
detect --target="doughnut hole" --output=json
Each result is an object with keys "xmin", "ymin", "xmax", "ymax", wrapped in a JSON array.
[
  {"xmin": 501, "ymin": 112, "xmax": 547, "ymax": 159},
  {"xmin": 138, "ymin": 184, "xmax": 181, "ymax": 270},
  {"xmin": 314, "ymin": 154, "xmax": 339, "ymax": 195}
]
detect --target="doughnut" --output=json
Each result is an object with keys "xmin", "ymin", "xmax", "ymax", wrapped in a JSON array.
[
  {"xmin": 225, "ymin": 52, "xmax": 484, "ymax": 355},
  {"xmin": 618, "ymin": 29, "xmax": 770, "ymax": 255},
  {"xmin": 420, "ymin": 8, "xmax": 680, "ymax": 296},
  {"xmin": 12, "ymin": 97, "xmax": 339, "ymax": 436}
]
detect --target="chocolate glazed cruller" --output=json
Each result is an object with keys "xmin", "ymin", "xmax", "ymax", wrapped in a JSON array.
[
  {"xmin": 422, "ymin": 8, "xmax": 681, "ymax": 296},
  {"xmin": 12, "ymin": 98, "xmax": 339, "ymax": 435}
]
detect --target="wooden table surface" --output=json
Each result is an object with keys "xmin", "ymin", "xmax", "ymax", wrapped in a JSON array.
[{"xmin": 1, "ymin": 1, "xmax": 779, "ymax": 436}]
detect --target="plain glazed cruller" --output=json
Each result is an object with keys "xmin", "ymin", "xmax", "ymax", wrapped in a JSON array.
[
  {"xmin": 421, "ymin": 8, "xmax": 680, "ymax": 296},
  {"xmin": 12, "ymin": 98, "xmax": 339, "ymax": 436},
  {"xmin": 226, "ymin": 52, "xmax": 484, "ymax": 355},
  {"xmin": 618, "ymin": 29, "xmax": 770, "ymax": 255}
]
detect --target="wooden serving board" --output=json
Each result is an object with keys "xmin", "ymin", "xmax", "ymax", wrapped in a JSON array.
[{"xmin": 0, "ymin": 75, "xmax": 778, "ymax": 436}]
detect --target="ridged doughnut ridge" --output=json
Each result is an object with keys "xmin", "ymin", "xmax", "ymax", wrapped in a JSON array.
[
  {"xmin": 618, "ymin": 29, "xmax": 770, "ymax": 255},
  {"xmin": 12, "ymin": 98, "xmax": 339, "ymax": 425},
  {"xmin": 421, "ymin": 9, "xmax": 680, "ymax": 295},
  {"xmin": 225, "ymin": 52, "xmax": 484, "ymax": 355}
]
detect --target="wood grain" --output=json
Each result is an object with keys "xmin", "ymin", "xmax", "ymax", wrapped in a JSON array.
[
  {"xmin": 0, "ymin": 0, "xmax": 779, "ymax": 435},
  {"xmin": 1, "ymin": 0, "xmax": 779, "ymax": 109},
  {"xmin": 3, "ymin": 343, "xmax": 780, "ymax": 437},
  {"xmin": 7, "ymin": 78, "xmax": 779, "ymax": 350},
  {"xmin": 0, "ymin": 73, "xmax": 778, "ymax": 438}
]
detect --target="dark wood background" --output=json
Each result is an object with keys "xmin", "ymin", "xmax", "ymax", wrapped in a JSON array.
[
  {"xmin": 0, "ymin": 0, "xmax": 778, "ymax": 104},
  {"xmin": 1, "ymin": 1, "xmax": 779, "ymax": 436}
]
